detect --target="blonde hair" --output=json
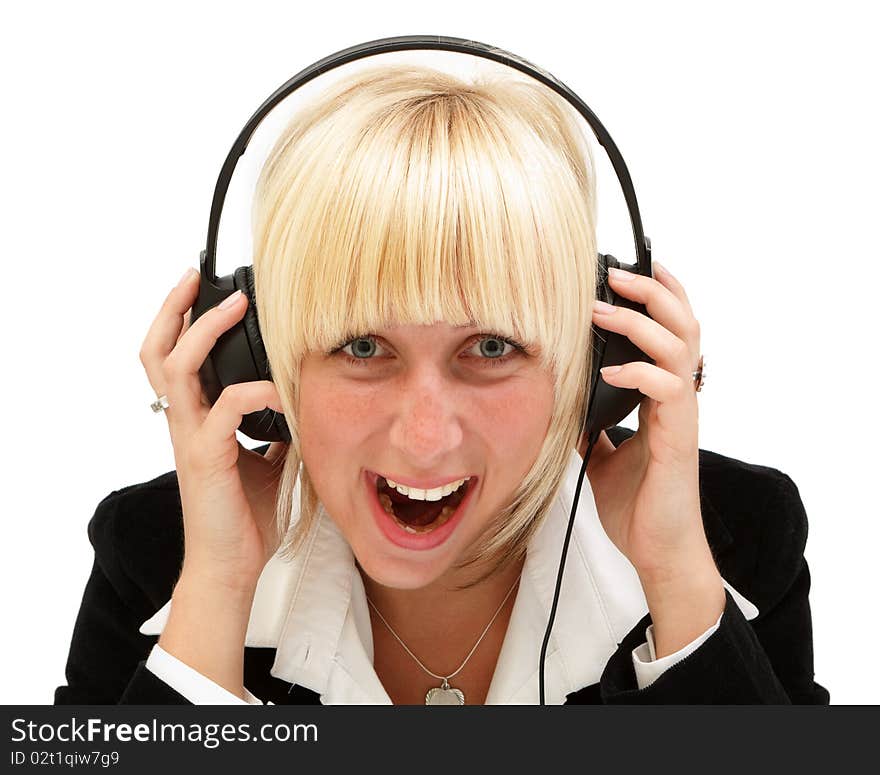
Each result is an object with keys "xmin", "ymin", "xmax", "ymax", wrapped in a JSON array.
[{"xmin": 251, "ymin": 61, "xmax": 598, "ymax": 589}]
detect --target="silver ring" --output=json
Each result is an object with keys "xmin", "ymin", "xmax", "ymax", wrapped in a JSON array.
[
  {"xmin": 692, "ymin": 355, "xmax": 706, "ymax": 392},
  {"xmin": 150, "ymin": 394, "xmax": 170, "ymax": 413}
]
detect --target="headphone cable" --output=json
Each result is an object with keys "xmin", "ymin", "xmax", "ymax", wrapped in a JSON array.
[{"xmin": 539, "ymin": 426, "xmax": 601, "ymax": 705}]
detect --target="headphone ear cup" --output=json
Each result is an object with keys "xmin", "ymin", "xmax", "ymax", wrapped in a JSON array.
[
  {"xmin": 234, "ymin": 265, "xmax": 269, "ymax": 382},
  {"xmin": 191, "ymin": 262, "xmax": 291, "ymax": 444},
  {"xmin": 231, "ymin": 266, "xmax": 291, "ymax": 443},
  {"xmin": 581, "ymin": 253, "xmax": 655, "ymax": 442}
]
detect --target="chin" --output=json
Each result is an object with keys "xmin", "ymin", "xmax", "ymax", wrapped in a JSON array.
[{"xmin": 353, "ymin": 550, "xmax": 453, "ymax": 591}]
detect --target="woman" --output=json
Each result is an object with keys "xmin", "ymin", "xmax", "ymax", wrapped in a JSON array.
[{"xmin": 55, "ymin": 61, "xmax": 829, "ymax": 705}]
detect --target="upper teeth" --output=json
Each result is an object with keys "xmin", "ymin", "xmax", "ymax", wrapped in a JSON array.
[{"xmin": 384, "ymin": 476, "xmax": 470, "ymax": 501}]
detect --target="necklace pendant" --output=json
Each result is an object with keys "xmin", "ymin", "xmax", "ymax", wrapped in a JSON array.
[{"xmin": 425, "ymin": 678, "xmax": 465, "ymax": 705}]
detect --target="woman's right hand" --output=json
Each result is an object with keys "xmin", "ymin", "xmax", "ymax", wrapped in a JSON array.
[{"xmin": 139, "ymin": 267, "xmax": 289, "ymax": 594}]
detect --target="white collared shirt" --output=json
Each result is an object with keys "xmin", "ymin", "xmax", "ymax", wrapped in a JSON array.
[{"xmin": 140, "ymin": 449, "xmax": 759, "ymax": 704}]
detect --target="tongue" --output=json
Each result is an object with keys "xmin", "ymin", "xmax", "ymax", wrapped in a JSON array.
[
  {"xmin": 393, "ymin": 496, "xmax": 445, "ymax": 526},
  {"xmin": 382, "ymin": 481, "xmax": 452, "ymax": 526}
]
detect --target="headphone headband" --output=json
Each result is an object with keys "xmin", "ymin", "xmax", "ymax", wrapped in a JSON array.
[{"xmin": 202, "ymin": 34, "xmax": 649, "ymax": 279}]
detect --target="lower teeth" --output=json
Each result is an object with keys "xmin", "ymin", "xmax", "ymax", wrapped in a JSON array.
[{"xmin": 377, "ymin": 492, "xmax": 457, "ymax": 534}]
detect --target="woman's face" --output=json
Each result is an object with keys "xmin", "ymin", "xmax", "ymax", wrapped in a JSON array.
[{"xmin": 298, "ymin": 322, "xmax": 555, "ymax": 590}]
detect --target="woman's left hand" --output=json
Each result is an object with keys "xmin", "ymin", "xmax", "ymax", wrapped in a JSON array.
[{"xmin": 579, "ymin": 261, "xmax": 717, "ymax": 584}]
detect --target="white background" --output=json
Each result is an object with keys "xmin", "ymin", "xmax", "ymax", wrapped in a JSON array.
[{"xmin": 2, "ymin": 0, "xmax": 876, "ymax": 704}]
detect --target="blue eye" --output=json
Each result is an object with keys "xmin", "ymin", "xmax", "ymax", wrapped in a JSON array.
[
  {"xmin": 343, "ymin": 336, "xmax": 384, "ymax": 361},
  {"xmin": 469, "ymin": 336, "xmax": 521, "ymax": 366},
  {"xmin": 332, "ymin": 334, "xmax": 525, "ymax": 369}
]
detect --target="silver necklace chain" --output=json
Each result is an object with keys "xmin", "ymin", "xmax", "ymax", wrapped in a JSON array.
[{"xmin": 366, "ymin": 573, "xmax": 522, "ymax": 684}]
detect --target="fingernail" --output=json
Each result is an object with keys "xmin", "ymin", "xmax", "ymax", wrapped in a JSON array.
[
  {"xmin": 609, "ymin": 266, "xmax": 634, "ymax": 281},
  {"xmin": 601, "ymin": 365, "xmax": 623, "ymax": 376},
  {"xmin": 654, "ymin": 261, "xmax": 669, "ymax": 277},
  {"xmin": 218, "ymin": 289, "xmax": 243, "ymax": 310},
  {"xmin": 177, "ymin": 267, "xmax": 197, "ymax": 287},
  {"xmin": 593, "ymin": 299, "xmax": 617, "ymax": 314}
]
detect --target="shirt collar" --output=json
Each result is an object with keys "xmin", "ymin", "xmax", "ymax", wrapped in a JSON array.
[{"xmin": 140, "ymin": 449, "xmax": 759, "ymax": 704}]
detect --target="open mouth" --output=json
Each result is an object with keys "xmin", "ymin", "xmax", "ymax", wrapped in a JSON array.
[{"xmin": 375, "ymin": 475, "xmax": 474, "ymax": 534}]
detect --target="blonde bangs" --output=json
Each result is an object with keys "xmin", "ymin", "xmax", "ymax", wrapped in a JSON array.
[{"xmin": 251, "ymin": 62, "xmax": 599, "ymax": 584}]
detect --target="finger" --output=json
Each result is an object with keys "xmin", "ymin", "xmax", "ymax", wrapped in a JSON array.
[
  {"xmin": 600, "ymin": 361, "xmax": 686, "ymax": 404},
  {"xmin": 592, "ymin": 301, "xmax": 694, "ymax": 378},
  {"xmin": 606, "ymin": 266, "xmax": 698, "ymax": 348},
  {"xmin": 162, "ymin": 289, "xmax": 250, "ymax": 435},
  {"xmin": 652, "ymin": 261, "xmax": 694, "ymax": 317},
  {"xmin": 600, "ymin": 362, "xmax": 697, "ymax": 453},
  {"xmin": 197, "ymin": 381, "xmax": 285, "ymax": 469},
  {"xmin": 176, "ymin": 308, "xmax": 192, "ymax": 346},
  {"xmin": 140, "ymin": 268, "xmax": 200, "ymax": 389}
]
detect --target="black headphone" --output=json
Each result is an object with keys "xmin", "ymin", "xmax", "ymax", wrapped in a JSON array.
[{"xmin": 191, "ymin": 34, "xmax": 655, "ymax": 705}]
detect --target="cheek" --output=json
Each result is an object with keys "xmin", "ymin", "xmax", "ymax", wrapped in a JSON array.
[
  {"xmin": 473, "ymin": 375, "xmax": 555, "ymax": 465},
  {"xmin": 298, "ymin": 376, "xmax": 388, "ymax": 464},
  {"xmin": 297, "ymin": 378, "xmax": 383, "ymax": 533}
]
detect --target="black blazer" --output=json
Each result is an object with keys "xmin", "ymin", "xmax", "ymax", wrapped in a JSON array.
[{"xmin": 54, "ymin": 426, "xmax": 830, "ymax": 705}]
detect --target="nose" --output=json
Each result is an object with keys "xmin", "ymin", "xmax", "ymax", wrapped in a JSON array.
[{"xmin": 386, "ymin": 373, "xmax": 465, "ymax": 470}]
